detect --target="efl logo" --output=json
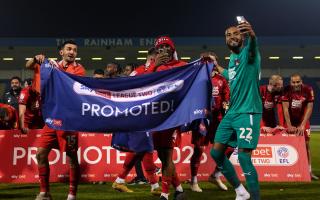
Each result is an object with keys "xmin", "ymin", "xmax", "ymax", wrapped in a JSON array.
[{"xmin": 277, "ymin": 147, "xmax": 289, "ymax": 158}]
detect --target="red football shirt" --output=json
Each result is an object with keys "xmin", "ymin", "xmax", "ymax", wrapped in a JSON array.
[
  {"xmin": 282, "ymin": 84, "xmax": 314, "ymax": 126},
  {"xmin": 18, "ymin": 86, "xmax": 44, "ymax": 128},
  {"xmin": 211, "ymin": 74, "xmax": 230, "ymax": 114},
  {"xmin": 0, "ymin": 103, "xmax": 18, "ymax": 129}
]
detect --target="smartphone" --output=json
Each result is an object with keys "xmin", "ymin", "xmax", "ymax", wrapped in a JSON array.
[{"xmin": 236, "ymin": 16, "xmax": 246, "ymax": 24}]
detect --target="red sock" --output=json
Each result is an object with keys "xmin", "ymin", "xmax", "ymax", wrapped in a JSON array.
[
  {"xmin": 38, "ymin": 166, "xmax": 50, "ymax": 193},
  {"xmin": 162, "ymin": 176, "xmax": 172, "ymax": 193},
  {"xmin": 190, "ymin": 146, "xmax": 204, "ymax": 177},
  {"xmin": 142, "ymin": 152, "xmax": 158, "ymax": 184},
  {"xmin": 69, "ymin": 165, "xmax": 80, "ymax": 195},
  {"xmin": 171, "ymin": 172, "xmax": 181, "ymax": 188},
  {"xmin": 119, "ymin": 152, "xmax": 142, "ymax": 179}
]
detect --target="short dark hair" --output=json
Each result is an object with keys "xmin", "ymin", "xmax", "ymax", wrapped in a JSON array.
[
  {"xmin": 24, "ymin": 78, "xmax": 33, "ymax": 86},
  {"xmin": 10, "ymin": 76, "xmax": 21, "ymax": 83},
  {"xmin": 60, "ymin": 40, "xmax": 77, "ymax": 50},
  {"xmin": 291, "ymin": 73, "xmax": 301, "ymax": 79},
  {"xmin": 106, "ymin": 62, "xmax": 119, "ymax": 70},
  {"xmin": 93, "ymin": 69, "xmax": 105, "ymax": 76},
  {"xmin": 125, "ymin": 63, "xmax": 138, "ymax": 70}
]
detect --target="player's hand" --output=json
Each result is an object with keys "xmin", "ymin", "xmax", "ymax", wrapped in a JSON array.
[
  {"xmin": 287, "ymin": 125, "xmax": 297, "ymax": 135},
  {"xmin": 154, "ymin": 52, "xmax": 170, "ymax": 67},
  {"xmin": 222, "ymin": 101, "xmax": 229, "ymax": 110},
  {"xmin": 34, "ymin": 54, "xmax": 46, "ymax": 64},
  {"xmin": 296, "ymin": 125, "xmax": 305, "ymax": 136},
  {"xmin": 200, "ymin": 52, "xmax": 218, "ymax": 65},
  {"xmin": 237, "ymin": 21, "xmax": 255, "ymax": 37},
  {"xmin": 20, "ymin": 127, "xmax": 29, "ymax": 134},
  {"xmin": 275, "ymin": 125, "xmax": 285, "ymax": 130}
]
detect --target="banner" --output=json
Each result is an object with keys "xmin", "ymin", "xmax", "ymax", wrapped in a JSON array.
[
  {"xmin": 0, "ymin": 130, "xmax": 310, "ymax": 183},
  {"xmin": 41, "ymin": 59, "xmax": 213, "ymax": 133}
]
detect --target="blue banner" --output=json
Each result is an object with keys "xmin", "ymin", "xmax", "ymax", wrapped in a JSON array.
[{"xmin": 41, "ymin": 59, "xmax": 213, "ymax": 133}]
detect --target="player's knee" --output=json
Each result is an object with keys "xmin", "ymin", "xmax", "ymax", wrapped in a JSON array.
[
  {"xmin": 36, "ymin": 150, "xmax": 49, "ymax": 165},
  {"xmin": 210, "ymin": 148, "xmax": 224, "ymax": 164}
]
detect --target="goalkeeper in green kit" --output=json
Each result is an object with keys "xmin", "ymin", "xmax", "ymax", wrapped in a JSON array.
[{"xmin": 202, "ymin": 18, "xmax": 262, "ymax": 200}]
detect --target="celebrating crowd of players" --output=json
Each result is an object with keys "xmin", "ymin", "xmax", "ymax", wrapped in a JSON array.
[{"xmin": 0, "ymin": 19, "xmax": 318, "ymax": 200}]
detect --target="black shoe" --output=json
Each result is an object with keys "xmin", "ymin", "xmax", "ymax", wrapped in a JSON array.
[
  {"xmin": 128, "ymin": 177, "xmax": 148, "ymax": 185},
  {"xmin": 173, "ymin": 191, "xmax": 187, "ymax": 200},
  {"xmin": 160, "ymin": 195, "xmax": 168, "ymax": 200}
]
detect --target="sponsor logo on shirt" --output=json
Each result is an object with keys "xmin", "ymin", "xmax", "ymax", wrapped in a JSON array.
[
  {"xmin": 264, "ymin": 101, "xmax": 274, "ymax": 109},
  {"xmin": 212, "ymin": 86, "xmax": 219, "ymax": 96},
  {"xmin": 291, "ymin": 99, "xmax": 303, "ymax": 108},
  {"xmin": 228, "ymin": 67, "xmax": 236, "ymax": 80}
]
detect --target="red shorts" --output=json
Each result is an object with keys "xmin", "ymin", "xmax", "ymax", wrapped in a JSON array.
[
  {"xmin": 36, "ymin": 125, "xmax": 78, "ymax": 153},
  {"xmin": 152, "ymin": 128, "xmax": 181, "ymax": 149},
  {"xmin": 304, "ymin": 122, "xmax": 311, "ymax": 142},
  {"xmin": 25, "ymin": 117, "xmax": 44, "ymax": 129},
  {"xmin": 192, "ymin": 114, "xmax": 222, "ymax": 146}
]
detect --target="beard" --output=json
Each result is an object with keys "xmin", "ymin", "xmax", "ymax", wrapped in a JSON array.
[{"xmin": 227, "ymin": 40, "xmax": 242, "ymax": 52}]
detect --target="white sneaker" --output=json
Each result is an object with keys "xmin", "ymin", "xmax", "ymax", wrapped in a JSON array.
[
  {"xmin": 208, "ymin": 174, "xmax": 228, "ymax": 191},
  {"xmin": 235, "ymin": 184, "xmax": 250, "ymax": 200},
  {"xmin": 235, "ymin": 191, "xmax": 250, "ymax": 200},
  {"xmin": 190, "ymin": 183, "xmax": 202, "ymax": 192},
  {"xmin": 311, "ymin": 173, "xmax": 319, "ymax": 180},
  {"xmin": 67, "ymin": 194, "xmax": 76, "ymax": 200},
  {"xmin": 35, "ymin": 193, "xmax": 52, "ymax": 200}
]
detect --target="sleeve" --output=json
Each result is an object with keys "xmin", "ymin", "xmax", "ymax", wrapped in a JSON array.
[
  {"xmin": 281, "ymin": 87, "xmax": 290, "ymax": 102},
  {"xmin": 277, "ymin": 103, "xmax": 285, "ymax": 126},
  {"xmin": 18, "ymin": 89, "xmax": 29, "ymax": 105},
  {"xmin": 222, "ymin": 77, "xmax": 230, "ymax": 102},
  {"xmin": 75, "ymin": 66, "xmax": 86, "ymax": 76},
  {"xmin": 306, "ymin": 86, "xmax": 314, "ymax": 102},
  {"xmin": 221, "ymin": 69, "xmax": 229, "ymax": 80},
  {"xmin": 32, "ymin": 64, "xmax": 41, "ymax": 94},
  {"xmin": 245, "ymin": 37, "xmax": 260, "ymax": 64}
]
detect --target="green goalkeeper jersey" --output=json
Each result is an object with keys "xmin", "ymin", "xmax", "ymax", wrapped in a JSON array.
[{"xmin": 222, "ymin": 37, "xmax": 262, "ymax": 114}]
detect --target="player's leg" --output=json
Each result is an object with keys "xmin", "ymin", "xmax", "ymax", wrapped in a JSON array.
[
  {"xmin": 190, "ymin": 144, "xmax": 205, "ymax": 192},
  {"xmin": 142, "ymin": 151, "xmax": 161, "ymax": 195},
  {"xmin": 66, "ymin": 150, "xmax": 80, "ymax": 200},
  {"xmin": 207, "ymin": 116, "xmax": 229, "ymax": 191},
  {"xmin": 35, "ymin": 147, "xmax": 52, "ymax": 200},
  {"xmin": 211, "ymin": 113, "xmax": 249, "ymax": 200},
  {"xmin": 157, "ymin": 147, "xmax": 185, "ymax": 200},
  {"xmin": 35, "ymin": 129, "xmax": 57, "ymax": 200},
  {"xmin": 209, "ymin": 146, "xmax": 234, "ymax": 191},
  {"xmin": 58, "ymin": 131, "xmax": 80, "ymax": 200},
  {"xmin": 235, "ymin": 113, "xmax": 262, "ymax": 200},
  {"xmin": 128, "ymin": 158, "xmax": 147, "ymax": 185},
  {"xmin": 113, "ymin": 152, "xmax": 143, "ymax": 192},
  {"xmin": 157, "ymin": 149, "xmax": 172, "ymax": 200}
]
